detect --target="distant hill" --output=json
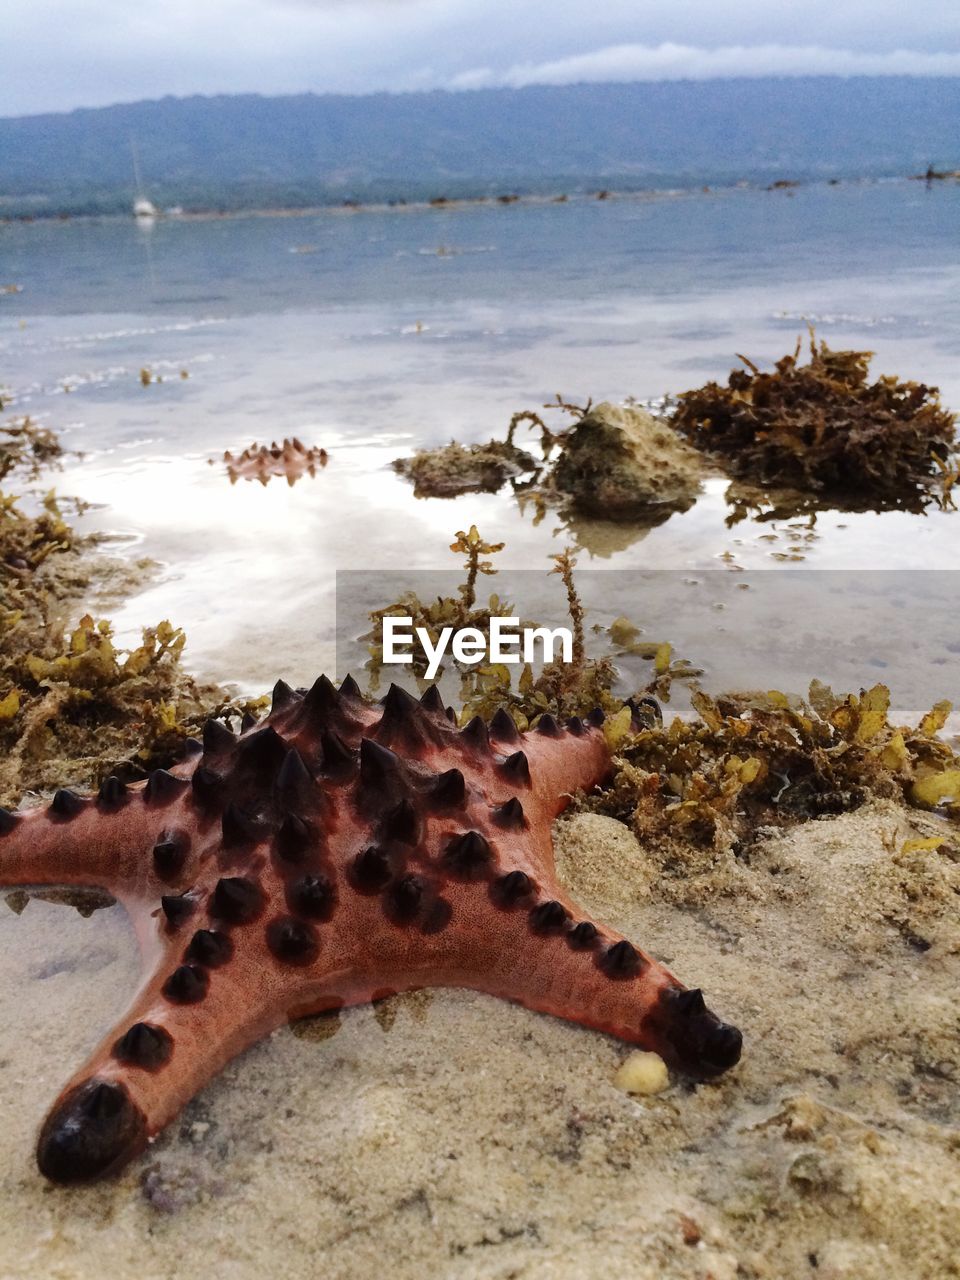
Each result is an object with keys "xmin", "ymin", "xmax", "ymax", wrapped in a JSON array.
[{"xmin": 1, "ymin": 77, "xmax": 958, "ymax": 217}]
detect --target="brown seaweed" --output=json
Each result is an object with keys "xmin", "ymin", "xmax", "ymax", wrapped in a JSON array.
[
  {"xmin": 367, "ymin": 528, "xmax": 959, "ymax": 859},
  {"xmin": 0, "ymin": 416, "xmax": 62, "ymax": 482},
  {"xmin": 672, "ymin": 334, "xmax": 957, "ymax": 507},
  {"xmin": 391, "ymin": 439, "xmax": 537, "ymax": 498}
]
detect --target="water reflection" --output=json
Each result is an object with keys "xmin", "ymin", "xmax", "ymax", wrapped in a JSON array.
[
  {"xmin": 2, "ymin": 183, "xmax": 957, "ymax": 694},
  {"xmin": 724, "ymin": 478, "xmax": 948, "ymax": 527}
]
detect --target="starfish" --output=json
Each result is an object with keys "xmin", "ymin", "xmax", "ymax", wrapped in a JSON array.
[
  {"xmin": 221, "ymin": 437, "xmax": 329, "ymax": 486},
  {"xmin": 0, "ymin": 677, "xmax": 742, "ymax": 1185}
]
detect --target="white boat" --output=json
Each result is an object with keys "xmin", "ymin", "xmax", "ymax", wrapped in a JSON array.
[{"xmin": 130, "ymin": 139, "xmax": 158, "ymax": 220}]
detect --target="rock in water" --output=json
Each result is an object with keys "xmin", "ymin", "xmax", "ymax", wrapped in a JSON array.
[{"xmin": 552, "ymin": 401, "xmax": 702, "ymax": 521}]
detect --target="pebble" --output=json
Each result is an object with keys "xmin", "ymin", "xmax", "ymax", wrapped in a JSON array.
[{"xmin": 614, "ymin": 1050, "xmax": 670, "ymax": 1095}]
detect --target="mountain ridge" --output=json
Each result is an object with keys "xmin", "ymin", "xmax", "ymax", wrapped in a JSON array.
[{"xmin": 2, "ymin": 77, "xmax": 958, "ymax": 217}]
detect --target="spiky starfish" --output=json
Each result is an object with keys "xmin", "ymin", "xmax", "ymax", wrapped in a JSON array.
[
  {"xmin": 222, "ymin": 437, "xmax": 328, "ymax": 486},
  {"xmin": 0, "ymin": 677, "xmax": 742, "ymax": 1184}
]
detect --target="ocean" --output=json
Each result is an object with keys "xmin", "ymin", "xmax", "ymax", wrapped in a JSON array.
[{"xmin": 2, "ymin": 179, "xmax": 959, "ymax": 705}]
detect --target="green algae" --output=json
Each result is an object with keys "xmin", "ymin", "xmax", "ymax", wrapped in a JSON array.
[
  {"xmin": 367, "ymin": 526, "xmax": 960, "ymax": 853},
  {"xmin": 0, "ymin": 425, "xmax": 258, "ymax": 808},
  {"xmin": 584, "ymin": 684, "xmax": 960, "ymax": 866}
]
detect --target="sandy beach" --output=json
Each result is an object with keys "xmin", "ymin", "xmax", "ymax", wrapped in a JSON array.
[{"xmin": 0, "ymin": 796, "xmax": 956, "ymax": 1279}]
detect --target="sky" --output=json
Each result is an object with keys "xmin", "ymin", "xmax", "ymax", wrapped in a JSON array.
[{"xmin": 5, "ymin": 0, "xmax": 960, "ymax": 117}]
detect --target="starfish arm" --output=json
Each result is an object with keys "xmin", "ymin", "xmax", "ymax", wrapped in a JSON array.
[
  {"xmin": 444, "ymin": 886, "xmax": 743, "ymax": 1080},
  {"xmin": 34, "ymin": 930, "xmax": 286, "ymax": 1184},
  {"xmin": 0, "ymin": 764, "xmax": 208, "ymax": 898},
  {"xmin": 303, "ymin": 690, "xmax": 742, "ymax": 1080},
  {"xmin": 502, "ymin": 718, "xmax": 613, "ymax": 820},
  {"xmin": 0, "ymin": 785, "xmax": 156, "ymax": 892}
]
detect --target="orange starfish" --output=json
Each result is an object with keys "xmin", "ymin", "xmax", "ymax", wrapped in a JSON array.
[
  {"xmin": 0, "ymin": 678, "xmax": 741, "ymax": 1184},
  {"xmin": 222, "ymin": 437, "xmax": 328, "ymax": 486}
]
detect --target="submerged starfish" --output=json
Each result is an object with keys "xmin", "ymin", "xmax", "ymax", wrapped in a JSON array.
[
  {"xmin": 221, "ymin": 437, "xmax": 328, "ymax": 486},
  {"xmin": 0, "ymin": 678, "xmax": 742, "ymax": 1184}
]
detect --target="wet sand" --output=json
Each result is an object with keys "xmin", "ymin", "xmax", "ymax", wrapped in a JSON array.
[{"xmin": 0, "ymin": 800, "xmax": 957, "ymax": 1279}]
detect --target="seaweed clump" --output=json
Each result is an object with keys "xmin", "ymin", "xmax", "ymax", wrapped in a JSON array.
[
  {"xmin": 452, "ymin": 547, "xmax": 628, "ymax": 728},
  {"xmin": 371, "ymin": 523, "xmax": 508, "ymax": 638},
  {"xmin": 672, "ymin": 335, "xmax": 957, "ymax": 508},
  {"xmin": 0, "ymin": 526, "xmax": 256, "ymax": 806},
  {"xmin": 1, "ymin": 489, "xmax": 74, "ymax": 575},
  {"xmin": 368, "ymin": 524, "xmax": 519, "ymax": 680},
  {"xmin": 587, "ymin": 683, "xmax": 960, "ymax": 884},
  {"xmin": 365, "ymin": 525, "xmax": 958, "ymax": 896},
  {"xmin": 0, "ymin": 430, "xmax": 256, "ymax": 808},
  {"xmin": 1, "ymin": 415, "xmax": 62, "ymax": 482},
  {"xmin": 392, "ymin": 438, "xmax": 538, "ymax": 498},
  {"xmin": 367, "ymin": 528, "xmax": 671, "ymax": 729},
  {"xmin": 0, "ymin": 609, "xmax": 231, "ymax": 806}
]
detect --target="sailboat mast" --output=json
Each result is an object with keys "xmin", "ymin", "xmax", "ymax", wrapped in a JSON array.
[
  {"xmin": 130, "ymin": 135, "xmax": 158, "ymax": 219},
  {"xmin": 130, "ymin": 135, "xmax": 145, "ymax": 198}
]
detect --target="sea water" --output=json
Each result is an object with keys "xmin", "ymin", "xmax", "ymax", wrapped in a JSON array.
[{"xmin": 1, "ymin": 180, "xmax": 958, "ymax": 709}]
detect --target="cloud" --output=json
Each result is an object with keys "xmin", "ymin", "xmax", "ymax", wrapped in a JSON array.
[
  {"xmin": 450, "ymin": 42, "xmax": 960, "ymax": 90},
  {"xmin": 2, "ymin": 0, "xmax": 960, "ymax": 116}
]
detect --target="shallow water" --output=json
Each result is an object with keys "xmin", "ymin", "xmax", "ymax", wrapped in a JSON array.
[{"xmin": 2, "ymin": 181, "xmax": 959, "ymax": 702}]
